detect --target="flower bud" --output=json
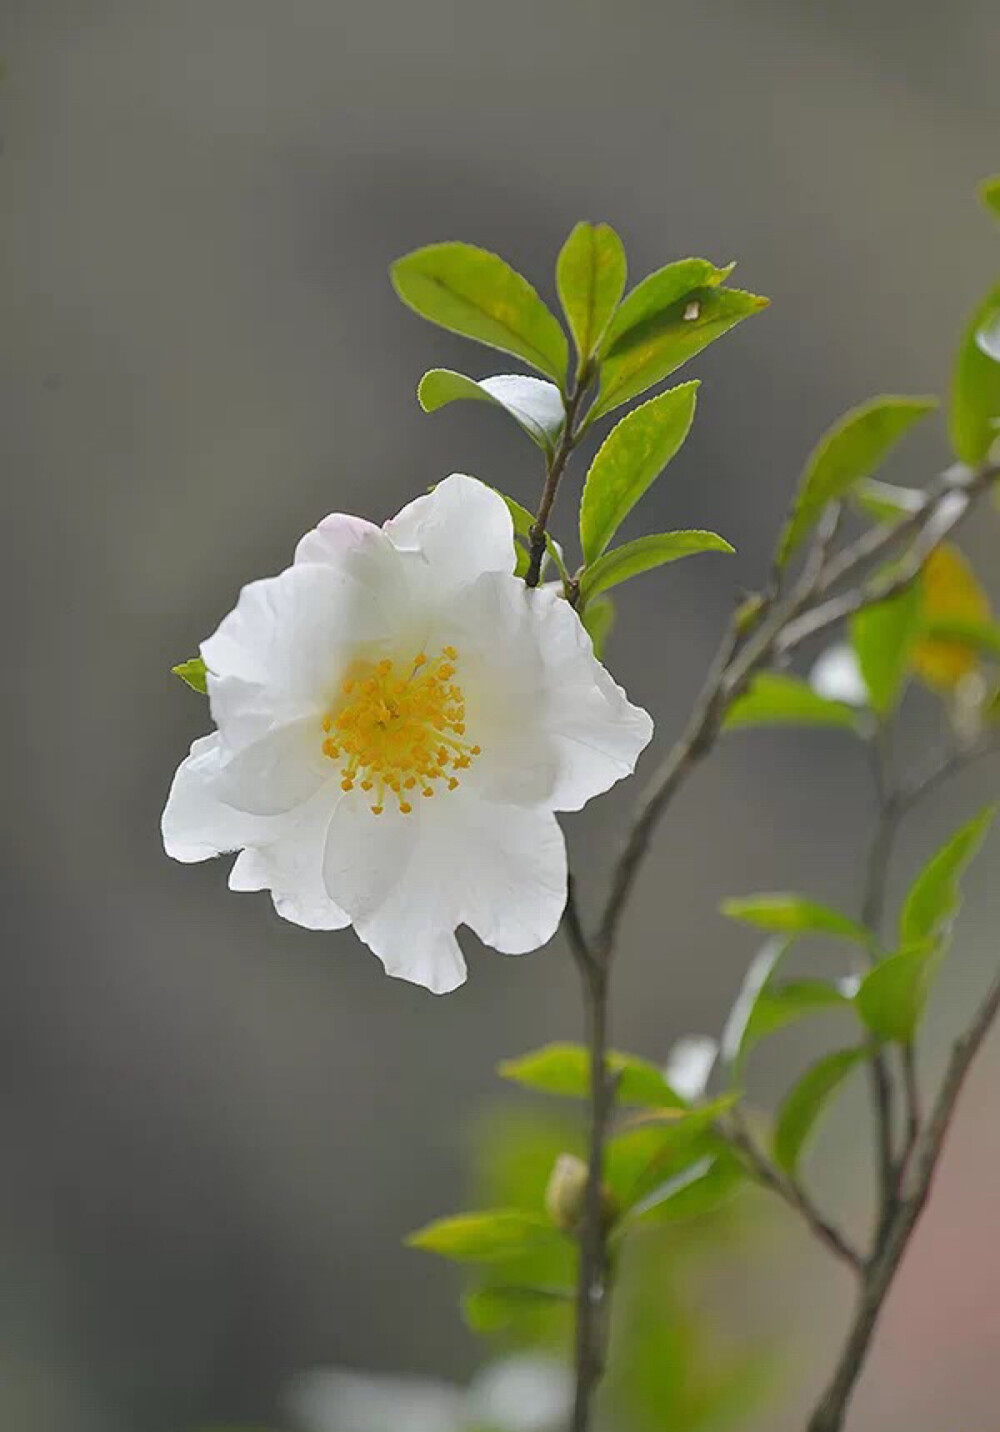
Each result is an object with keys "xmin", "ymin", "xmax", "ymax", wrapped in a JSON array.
[{"xmin": 544, "ymin": 1154, "xmax": 618, "ymax": 1235}]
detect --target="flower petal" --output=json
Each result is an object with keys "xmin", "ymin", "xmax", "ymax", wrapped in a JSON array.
[
  {"xmin": 294, "ymin": 512, "xmax": 381, "ymax": 567},
  {"xmin": 383, "ymin": 473, "xmax": 515, "ymax": 592},
  {"xmin": 229, "ymin": 802, "xmax": 349, "ymax": 931},
  {"xmin": 322, "ymin": 789, "xmax": 567, "ymax": 994},
  {"xmin": 208, "ymin": 717, "xmax": 330, "ymax": 816},
  {"xmin": 163, "ymin": 735, "xmax": 273, "ymax": 861}
]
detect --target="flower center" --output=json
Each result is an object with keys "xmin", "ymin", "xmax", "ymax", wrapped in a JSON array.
[{"xmin": 321, "ymin": 647, "xmax": 481, "ymax": 815}]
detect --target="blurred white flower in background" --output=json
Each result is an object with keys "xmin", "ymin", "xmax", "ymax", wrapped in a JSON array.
[
  {"xmin": 285, "ymin": 1355, "xmax": 572, "ymax": 1432},
  {"xmin": 809, "ymin": 643, "xmax": 869, "ymax": 708},
  {"xmin": 163, "ymin": 475, "xmax": 652, "ymax": 993},
  {"xmin": 664, "ymin": 1034, "xmax": 719, "ymax": 1101}
]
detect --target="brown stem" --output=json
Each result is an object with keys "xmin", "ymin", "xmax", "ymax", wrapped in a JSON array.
[
  {"xmin": 805, "ymin": 966, "xmax": 1000, "ymax": 1432},
  {"xmin": 565, "ymin": 895, "xmax": 612, "ymax": 1432},
  {"xmin": 525, "ymin": 377, "xmax": 590, "ymax": 588}
]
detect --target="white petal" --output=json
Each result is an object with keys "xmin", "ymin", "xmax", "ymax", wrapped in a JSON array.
[
  {"xmin": 322, "ymin": 791, "xmax": 567, "ymax": 993},
  {"xmin": 208, "ymin": 718, "xmax": 330, "ymax": 816},
  {"xmin": 535, "ymin": 587, "xmax": 653, "ymax": 810},
  {"xmin": 294, "ymin": 512, "xmax": 381, "ymax": 566},
  {"xmin": 445, "ymin": 575, "xmax": 651, "ymax": 811},
  {"xmin": 285, "ymin": 1368, "xmax": 465, "ymax": 1432},
  {"xmin": 466, "ymin": 1356, "xmax": 572, "ymax": 1432},
  {"xmin": 163, "ymin": 734, "xmax": 274, "ymax": 861},
  {"xmin": 229, "ymin": 799, "xmax": 349, "ymax": 931},
  {"xmin": 809, "ymin": 643, "xmax": 869, "ymax": 707},
  {"xmin": 664, "ymin": 1035, "xmax": 719, "ymax": 1101},
  {"xmin": 383, "ymin": 474, "xmax": 515, "ymax": 592},
  {"xmin": 202, "ymin": 554, "xmax": 402, "ymax": 704}
]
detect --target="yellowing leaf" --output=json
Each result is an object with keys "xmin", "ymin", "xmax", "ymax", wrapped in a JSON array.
[{"xmin": 912, "ymin": 545, "xmax": 992, "ymax": 691}]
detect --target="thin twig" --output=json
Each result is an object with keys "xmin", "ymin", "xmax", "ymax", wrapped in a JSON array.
[
  {"xmin": 804, "ymin": 966, "xmax": 1000, "ymax": 1432},
  {"xmin": 722, "ymin": 1115, "xmax": 863, "ymax": 1271},
  {"xmin": 526, "ymin": 376, "xmax": 590, "ymax": 588}
]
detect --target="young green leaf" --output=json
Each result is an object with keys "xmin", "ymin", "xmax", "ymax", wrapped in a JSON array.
[
  {"xmin": 461, "ymin": 1283, "xmax": 573, "ymax": 1333},
  {"xmin": 390, "ymin": 242, "xmax": 568, "ymax": 383},
  {"xmin": 592, "ymin": 268, "xmax": 767, "ymax": 420},
  {"xmin": 899, "ymin": 806, "xmax": 995, "ymax": 949},
  {"xmin": 582, "ymin": 595, "xmax": 615, "ymax": 660},
  {"xmin": 723, "ymin": 955, "xmax": 857, "ymax": 1071},
  {"xmin": 721, "ymin": 894, "xmax": 872, "ymax": 946},
  {"xmin": 579, "ymin": 382, "xmax": 700, "ymax": 562},
  {"xmin": 982, "ymin": 176, "xmax": 1000, "ymax": 220},
  {"xmin": 406, "ymin": 1209, "xmax": 563, "ymax": 1263},
  {"xmin": 556, "ymin": 221, "xmax": 627, "ymax": 369},
  {"xmin": 579, "ymin": 530, "xmax": 734, "ymax": 602},
  {"xmin": 854, "ymin": 947, "xmax": 937, "ymax": 1044},
  {"xmin": 779, "ymin": 396, "xmax": 938, "ymax": 563},
  {"xmin": 498, "ymin": 1042, "xmax": 686, "ymax": 1108},
  {"xmin": 919, "ymin": 616, "xmax": 1000, "ymax": 659},
  {"xmin": 773, "ymin": 1047, "xmax": 867, "ymax": 1173},
  {"xmin": 172, "ymin": 657, "xmax": 208, "ymax": 694},
  {"xmin": 849, "ymin": 580, "xmax": 923, "ymax": 717},
  {"xmin": 622, "ymin": 1151, "xmax": 745, "ymax": 1229},
  {"xmin": 949, "ymin": 284, "xmax": 1000, "ymax": 466},
  {"xmin": 417, "ymin": 369, "xmax": 564, "ymax": 452},
  {"xmin": 723, "ymin": 673, "xmax": 862, "ymax": 732}
]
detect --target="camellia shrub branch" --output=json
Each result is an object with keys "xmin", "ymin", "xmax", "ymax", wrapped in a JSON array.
[{"xmin": 165, "ymin": 179, "xmax": 1000, "ymax": 1432}]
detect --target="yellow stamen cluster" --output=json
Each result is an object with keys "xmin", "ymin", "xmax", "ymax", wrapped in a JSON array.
[{"xmin": 321, "ymin": 646, "xmax": 481, "ymax": 815}]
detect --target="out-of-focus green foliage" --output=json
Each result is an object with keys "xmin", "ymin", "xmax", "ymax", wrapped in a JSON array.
[
  {"xmin": 724, "ymin": 673, "xmax": 862, "ymax": 732},
  {"xmin": 779, "ymin": 396, "xmax": 937, "ymax": 563},
  {"xmin": 772, "ymin": 1047, "xmax": 867, "ymax": 1173},
  {"xmin": 849, "ymin": 581, "xmax": 922, "ymax": 716}
]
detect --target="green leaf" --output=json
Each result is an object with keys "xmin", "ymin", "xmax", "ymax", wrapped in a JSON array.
[
  {"xmin": 579, "ymin": 382, "xmax": 700, "ymax": 562},
  {"xmin": 172, "ymin": 656, "xmax": 208, "ymax": 694},
  {"xmin": 899, "ymin": 806, "xmax": 995, "ymax": 949},
  {"xmin": 606, "ymin": 1102, "xmax": 736, "ymax": 1208},
  {"xmin": 982, "ymin": 175, "xmax": 1000, "ymax": 220},
  {"xmin": 723, "ymin": 673, "xmax": 862, "ymax": 732},
  {"xmin": 624, "ymin": 1151, "xmax": 745, "ymax": 1228},
  {"xmin": 417, "ymin": 369, "xmax": 564, "ymax": 451},
  {"xmin": 773, "ymin": 1048, "xmax": 867, "ymax": 1173},
  {"xmin": 854, "ymin": 947, "xmax": 936, "ymax": 1044},
  {"xmin": 722, "ymin": 937, "xmax": 856, "ymax": 1070},
  {"xmin": 498, "ymin": 1042, "xmax": 686, "ymax": 1108},
  {"xmin": 462, "ymin": 1283, "xmax": 573, "ymax": 1333},
  {"xmin": 581, "ymin": 595, "xmax": 615, "ymax": 660},
  {"xmin": 592, "ymin": 264, "xmax": 767, "ymax": 420},
  {"xmin": 390, "ymin": 242, "xmax": 568, "ymax": 383},
  {"xmin": 721, "ymin": 894, "xmax": 872, "ymax": 946},
  {"xmin": 556, "ymin": 221, "xmax": 627, "ymax": 369},
  {"xmin": 579, "ymin": 530, "xmax": 734, "ymax": 602},
  {"xmin": 852, "ymin": 478, "xmax": 926, "ymax": 525},
  {"xmin": 406, "ymin": 1209, "xmax": 563, "ymax": 1263},
  {"xmin": 950, "ymin": 284, "xmax": 1000, "ymax": 465},
  {"xmin": 779, "ymin": 396, "xmax": 938, "ymax": 563},
  {"xmin": 849, "ymin": 580, "xmax": 923, "ymax": 717}
]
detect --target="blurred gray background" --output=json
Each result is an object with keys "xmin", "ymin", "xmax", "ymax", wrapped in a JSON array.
[{"xmin": 2, "ymin": 1, "xmax": 999, "ymax": 1428}]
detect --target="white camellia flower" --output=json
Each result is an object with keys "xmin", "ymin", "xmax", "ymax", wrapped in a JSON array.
[
  {"xmin": 809, "ymin": 642, "xmax": 869, "ymax": 708},
  {"xmin": 163, "ymin": 475, "xmax": 652, "ymax": 993}
]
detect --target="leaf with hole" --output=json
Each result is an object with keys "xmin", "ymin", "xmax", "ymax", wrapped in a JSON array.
[
  {"xmin": 556, "ymin": 221, "xmax": 627, "ymax": 368},
  {"xmin": 579, "ymin": 382, "xmax": 699, "ymax": 562},
  {"xmin": 391, "ymin": 242, "xmax": 568, "ymax": 382},
  {"xmin": 779, "ymin": 396, "xmax": 938, "ymax": 563},
  {"xmin": 417, "ymin": 369, "xmax": 565, "ymax": 451},
  {"xmin": 591, "ymin": 267, "xmax": 767, "ymax": 420}
]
